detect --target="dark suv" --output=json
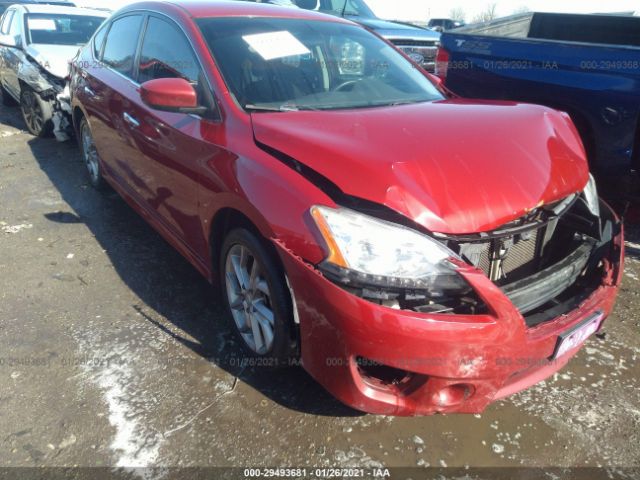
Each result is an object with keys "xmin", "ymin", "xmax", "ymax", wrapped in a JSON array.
[{"xmin": 428, "ymin": 18, "xmax": 464, "ymax": 32}]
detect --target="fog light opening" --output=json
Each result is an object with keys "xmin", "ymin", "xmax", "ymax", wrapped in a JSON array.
[
  {"xmin": 434, "ymin": 384, "xmax": 474, "ymax": 407},
  {"xmin": 355, "ymin": 356, "xmax": 415, "ymax": 391}
]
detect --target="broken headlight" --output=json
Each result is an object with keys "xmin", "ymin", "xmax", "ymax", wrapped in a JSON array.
[
  {"xmin": 310, "ymin": 206, "xmax": 470, "ymax": 297},
  {"xmin": 583, "ymin": 174, "xmax": 600, "ymax": 218}
]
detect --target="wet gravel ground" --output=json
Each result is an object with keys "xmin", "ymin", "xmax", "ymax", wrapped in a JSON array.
[{"xmin": 0, "ymin": 104, "xmax": 639, "ymax": 478}]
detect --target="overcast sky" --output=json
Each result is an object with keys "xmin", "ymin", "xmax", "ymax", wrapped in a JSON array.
[{"xmin": 76, "ymin": 0, "xmax": 639, "ymax": 21}]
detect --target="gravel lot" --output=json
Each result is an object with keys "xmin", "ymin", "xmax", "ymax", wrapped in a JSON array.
[{"xmin": 0, "ymin": 104, "xmax": 639, "ymax": 478}]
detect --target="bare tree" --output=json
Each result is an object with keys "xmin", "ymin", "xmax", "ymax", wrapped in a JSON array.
[
  {"xmin": 449, "ymin": 7, "xmax": 466, "ymax": 23},
  {"xmin": 473, "ymin": 3, "xmax": 498, "ymax": 23},
  {"xmin": 512, "ymin": 6, "xmax": 531, "ymax": 15}
]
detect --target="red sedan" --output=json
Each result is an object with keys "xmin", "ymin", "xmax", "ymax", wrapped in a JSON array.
[{"xmin": 69, "ymin": 1, "xmax": 624, "ymax": 415}]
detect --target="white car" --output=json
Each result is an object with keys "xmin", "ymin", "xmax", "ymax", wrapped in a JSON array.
[{"xmin": 0, "ymin": 4, "xmax": 108, "ymax": 136}]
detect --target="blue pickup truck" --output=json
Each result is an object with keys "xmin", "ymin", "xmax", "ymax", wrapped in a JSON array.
[{"xmin": 436, "ymin": 12, "xmax": 640, "ymax": 176}]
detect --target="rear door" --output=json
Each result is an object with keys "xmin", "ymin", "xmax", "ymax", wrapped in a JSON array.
[{"xmin": 83, "ymin": 14, "xmax": 145, "ymax": 192}]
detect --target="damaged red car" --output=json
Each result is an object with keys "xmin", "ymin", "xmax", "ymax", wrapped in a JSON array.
[{"xmin": 69, "ymin": 1, "xmax": 624, "ymax": 415}]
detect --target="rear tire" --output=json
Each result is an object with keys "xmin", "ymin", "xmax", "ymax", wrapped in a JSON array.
[
  {"xmin": 1, "ymin": 82, "xmax": 17, "ymax": 106},
  {"xmin": 20, "ymin": 86, "xmax": 53, "ymax": 137},
  {"xmin": 79, "ymin": 116, "xmax": 105, "ymax": 190},
  {"xmin": 220, "ymin": 228, "xmax": 297, "ymax": 368}
]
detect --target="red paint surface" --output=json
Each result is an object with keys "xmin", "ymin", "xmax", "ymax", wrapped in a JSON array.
[
  {"xmin": 69, "ymin": 1, "xmax": 623, "ymax": 415},
  {"xmin": 140, "ymin": 78, "xmax": 198, "ymax": 109}
]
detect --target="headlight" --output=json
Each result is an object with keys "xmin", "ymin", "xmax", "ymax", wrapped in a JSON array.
[
  {"xmin": 310, "ymin": 206, "xmax": 470, "ymax": 296},
  {"xmin": 583, "ymin": 174, "xmax": 600, "ymax": 218}
]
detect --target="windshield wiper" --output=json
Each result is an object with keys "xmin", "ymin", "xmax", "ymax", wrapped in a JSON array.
[
  {"xmin": 245, "ymin": 104, "xmax": 287, "ymax": 112},
  {"xmin": 340, "ymin": 0, "xmax": 348, "ymax": 17},
  {"xmin": 245, "ymin": 103, "xmax": 308, "ymax": 112}
]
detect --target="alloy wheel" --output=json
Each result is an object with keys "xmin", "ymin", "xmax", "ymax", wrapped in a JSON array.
[
  {"xmin": 224, "ymin": 244, "xmax": 276, "ymax": 355},
  {"xmin": 81, "ymin": 122, "xmax": 100, "ymax": 183},
  {"xmin": 21, "ymin": 90, "xmax": 43, "ymax": 135}
]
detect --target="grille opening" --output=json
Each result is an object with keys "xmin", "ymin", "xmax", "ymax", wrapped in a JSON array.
[
  {"xmin": 521, "ymin": 267, "xmax": 604, "ymax": 327},
  {"xmin": 447, "ymin": 196, "xmax": 617, "ymax": 326},
  {"xmin": 452, "ymin": 197, "xmax": 598, "ymax": 285}
]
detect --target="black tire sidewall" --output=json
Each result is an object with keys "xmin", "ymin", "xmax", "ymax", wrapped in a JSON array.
[{"xmin": 219, "ymin": 228, "xmax": 297, "ymax": 368}]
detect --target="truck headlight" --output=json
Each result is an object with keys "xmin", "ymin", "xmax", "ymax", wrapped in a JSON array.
[
  {"xmin": 310, "ymin": 206, "xmax": 470, "ymax": 296},
  {"xmin": 583, "ymin": 174, "xmax": 600, "ymax": 218}
]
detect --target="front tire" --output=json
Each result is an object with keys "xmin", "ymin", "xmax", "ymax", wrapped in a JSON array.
[
  {"xmin": 20, "ymin": 86, "xmax": 53, "ymax": 137},
  {"xmin": 79, "ymin": 117, "xmax": 105, "ymax": 190},
  {"xmin": 220, "ymin": 228, "xmax": 297, "ymax": 367}
]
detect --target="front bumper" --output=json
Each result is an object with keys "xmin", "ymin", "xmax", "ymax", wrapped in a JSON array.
[{"xmin": 275, "ymin": 204, "xmax": 624, "ymax": 416}]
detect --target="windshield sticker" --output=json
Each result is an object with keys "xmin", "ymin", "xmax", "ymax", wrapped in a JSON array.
[
  {"xmin": 242, "ymin": 31, "xmax": 310, "ymax": 61},
  {"xmin": 28, "ymin": 18, "xmax": 57, "ymax": 31}
]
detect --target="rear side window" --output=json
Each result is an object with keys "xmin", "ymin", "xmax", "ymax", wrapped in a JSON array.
[
  {"xmin": 8, "ymin": 10, "xmax": 20, "ymax": 38},
  {"xmin": 102, "ymin": 15, "xmax": 143, "ymax": 78},
  {"xmin": 0, "ymin": 10, "xmax": 13, "ymax": 34},
  {"xmin": 138, "ymin": 16, "xmax": 200, "ymax": 84},
  {"xmin": 92, "ymin": 21, "xmax": 107, "ymax": 59}
]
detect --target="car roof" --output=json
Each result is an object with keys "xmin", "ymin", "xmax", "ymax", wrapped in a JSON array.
[
  {"xmin": 16, "ymin": 4, "xmax": 108, "ymax": 16},
  {"xmin": 120, "ymin": 0, "xmax": 352, "ymax": 24},
  {"xmin": 0, "ymin": 1, "xmax": 74, "ymax": 5}
]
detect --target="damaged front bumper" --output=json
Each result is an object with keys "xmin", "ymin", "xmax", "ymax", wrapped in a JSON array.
[
  {"xmin": 275, "ymin": 201, "xmax": 624, "ymax": 415},
  {"xmin": 14, "ymin": 49, "xmax": 72, "ymax": 141}
]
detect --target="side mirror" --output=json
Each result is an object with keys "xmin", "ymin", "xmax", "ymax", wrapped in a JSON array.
[
  {"xmin": 0, "ymin": 34, "xmax": 18, "ymax": 48},
  {"xmin": 140, "ymin": 78, "xmax": 206, "ymax": 115}
]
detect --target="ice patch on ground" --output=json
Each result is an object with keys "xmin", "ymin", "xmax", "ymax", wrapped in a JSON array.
[
  {"xmin": 334, "ymin": 447, "xmax": 383, "ymax": 468},
  {"xmin": 1, "ymin": 222, "xmax": 33, "ymax": 234},
  {"xmin": 93, "ymin": 352, "xmax": 162, "ymax": 468},
  {"xmin": 73, "ymin": 328, "xmax": 164, "ymax": 478}
]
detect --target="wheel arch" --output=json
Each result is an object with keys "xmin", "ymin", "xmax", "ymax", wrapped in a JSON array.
[
  {"xmin": 208, "ymin": 207, "xmax": 282, "ymax": 285},
  {"xmin": 72, "ymin": 104, "xmax": 88, "ymax": 137}
]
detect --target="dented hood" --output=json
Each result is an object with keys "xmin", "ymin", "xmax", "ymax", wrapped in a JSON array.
[
  {"xmin": 251, "ymin": 99, "xmax": 590, "ymax": 234},
  {"xmin": 25, "ymin": 44, "xmax": 79, "ymax": 79}
]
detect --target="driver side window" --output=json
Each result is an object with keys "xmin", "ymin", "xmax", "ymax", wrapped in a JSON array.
[
  {"xmin": 137, "ymin": 15, "xmax": 217, "ymax": 117},
  {"xmin": 8, "ymin": 10, "xmax": 21, "ymax": 38},
  {"xmin": 138, "ymin": 17, "xmax": 201, "ymax": 85}
]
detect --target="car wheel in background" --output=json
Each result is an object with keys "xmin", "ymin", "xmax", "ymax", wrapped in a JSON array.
[
  {"xmin": 79, "ymin": 116, "xmax": 105, "ymax": 190},
  {"xmin": 220, "ymin": 228, "xmax": 297, "ymax": 368},
  {"xmin": 20, "ymin": 86, "xmax": 53, "ymax": 137}
]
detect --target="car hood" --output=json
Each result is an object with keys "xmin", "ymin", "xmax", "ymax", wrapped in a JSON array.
[
  {"xmin": 251, "ymin": 100, "xmax": 589, "ymax": 234},
  {"xmin": 351, "ymin": 17, "xmax": 441, "ymax": 40},
  {"xmin": 25, "ymin": 44, "xmax": 80, "ymax": 79}
]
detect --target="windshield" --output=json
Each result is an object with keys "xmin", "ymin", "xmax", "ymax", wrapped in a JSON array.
[
  {"xmin": 291, "ymin": 0, "xmax": 376, "ymax": 19},
  {"xmin": 198, "ymin": 17, "xmax": 443, "ymax": 112},
  {"xmin": 26, "ymin": 13, "xmax": 105, "ymax": 46}
]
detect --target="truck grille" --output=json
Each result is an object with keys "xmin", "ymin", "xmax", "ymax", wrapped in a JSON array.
[
  {"xmin": 390, "ymin": 40, "xmax": 438, "ymax": 70},
  {"xmin": 390, "ymin": 39, "xmax": 438, "ymax": 48}
]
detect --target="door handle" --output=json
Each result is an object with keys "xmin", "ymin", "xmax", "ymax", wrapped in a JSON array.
[
  {"xmin": 83, "ymin": 85, "xmax": 95, "ymax": 96},
  {"xmin": 123, "ymin": 112, "xmax": 140, "ymax": 128}
]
